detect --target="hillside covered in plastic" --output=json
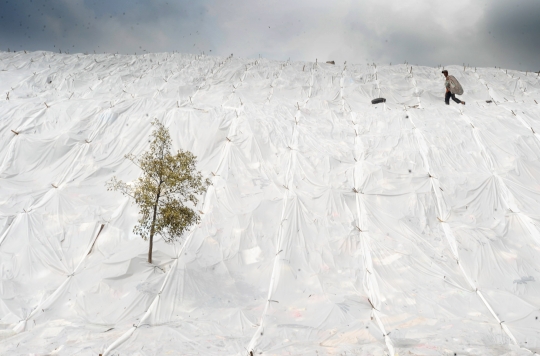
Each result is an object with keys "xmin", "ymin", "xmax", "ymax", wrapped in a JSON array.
[{"xmin": 1, "ymin": 51, "xmax": 540, "ymax": 356}]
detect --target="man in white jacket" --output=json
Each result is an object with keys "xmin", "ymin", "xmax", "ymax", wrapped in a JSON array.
[{"xmin": 442, "ymin": 70, "xmax": 465, "ymax": 105}]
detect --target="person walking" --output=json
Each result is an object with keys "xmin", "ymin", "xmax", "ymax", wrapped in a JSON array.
[{"xmin": 442, "ymin": 70, "xmax": 465, "ymax": 105}]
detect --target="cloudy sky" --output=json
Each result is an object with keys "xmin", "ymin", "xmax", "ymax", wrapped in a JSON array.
[{"xmin": 1, "ymin": 0, "xmax": 539, "ymax": 71}]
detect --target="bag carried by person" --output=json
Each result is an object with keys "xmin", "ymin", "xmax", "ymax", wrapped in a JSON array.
[{"xmin": 447, "ymin": 75, "xmax": 464, "ymax": 95}]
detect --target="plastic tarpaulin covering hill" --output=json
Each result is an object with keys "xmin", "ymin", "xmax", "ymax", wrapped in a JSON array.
[{"xmin": 1, "ymin": 51, "xmax": 540, "ymax": 356}]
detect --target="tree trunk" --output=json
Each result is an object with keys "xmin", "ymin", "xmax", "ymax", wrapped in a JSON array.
[{"xmin": 148, "ymin": 186, "xmax": 161, "ymax": 264}]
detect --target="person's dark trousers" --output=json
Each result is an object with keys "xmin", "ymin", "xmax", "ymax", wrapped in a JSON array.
[{"xmin": 445, "ymin": 91, "xmax": 461, "ymax": 105}]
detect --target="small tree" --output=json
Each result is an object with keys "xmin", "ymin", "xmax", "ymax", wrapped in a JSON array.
[{"xmin": 108, "ymin": 120, "xmax": 209, "ymax": 264}]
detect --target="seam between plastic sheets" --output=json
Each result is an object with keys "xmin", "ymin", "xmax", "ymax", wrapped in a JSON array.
[
  {"xmin": 9, "ymin": 222, "xmax": 105, "ymax": 333},
  {"xmin": 353, "ymin": 69, "xmax": 396, "ymax": 356},
  {"xmin": 340, "ymin": 65, "xmax": 352, "ymax": 113},
  {"xmin": 456, "ymin": 77, "xmax": 540, "ymax": 248},
  {"xmin": 408, "ymin": 65, "xmax": 423, "ymax": 110},
  {"xmin": 407, "ymin": 108, "xmax": 529, "ymax": 350},
  {"xmin": 4, "ymin": 53, "xmax": 540, "ymax": 354},
  {"xmin": 190, "ymin": 53, "xmax": 236, "ymax": 105},
  {"xmin": 458, "ymin": 106, "xmax": 540, "ymax": 315},
  {"xmin": 247, "ymin": 62, "xmax": 366, "ymax": 354},
  {"xmin": 1, "ymin": 104, "xmax": 123, "ymax": 331},
  {"xmin": 417, "ymin": 66, "xmax": 538, "ymax": 353},
  {"xmin": 1, "ymin": 57, "xmax": 155, "ymax": 249},
  {"xmin": 353, "ymin": 172, "xmax": 396, "ymax": 356},
  {"xmin": 152, "ymin": 53, "xmax": 198, "ymax": 101},
  {"xmin": 248, "ymin": 63, "xmax": 394, "ymax": 356},
  {"xmin": 475, "ymin": 71, "xmax": 540, "ymax": 143},
  {"xmin": 246, "ymin": 62, "xmax": 292, "ymax": 354},
  {"xmin": 266, "ymin": 61, "xmax": 290, "ymax": 104},
  {"xmin": 405, "ymin": 70, "xmax": 525, "ymax": 344}
]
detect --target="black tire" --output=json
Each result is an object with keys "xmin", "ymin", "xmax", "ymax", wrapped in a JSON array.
[{"xmin": 371, "ymin": 98, "xmax": 386, "ymax": 104}]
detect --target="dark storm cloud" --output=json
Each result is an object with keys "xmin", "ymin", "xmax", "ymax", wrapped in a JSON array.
[
  {"xmin": 0, "ymin": 0, "xmax": 74, "ymax": 44},
  {"xmin": 480, "ymin": 0, "xmax": 540, "ymax": 70},
  {"xmin": 0, "ymin": 0, "xmax": 538, "ymax": 71},
  {"xmin": 0, "ymin": 0, "xmax": 211, "ymax": 54}
]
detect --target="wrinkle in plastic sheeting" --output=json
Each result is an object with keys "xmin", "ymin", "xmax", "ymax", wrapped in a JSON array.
[{"xmin": 1, "ymin": 52, "xmax": 540, "ymax": 355}]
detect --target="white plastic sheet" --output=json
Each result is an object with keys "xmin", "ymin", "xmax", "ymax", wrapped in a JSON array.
[{"xmin": 1, "ymin": 51, "xmax": 540, "ymax": 355}]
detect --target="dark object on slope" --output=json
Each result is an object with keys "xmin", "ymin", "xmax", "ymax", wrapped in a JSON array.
[
  {"xmin": 326, "ymin": 60, "xmax": 335, "ymax": 65},
  {"xmin": 371, "ymin": 98, "xmax": 386, "ymax": 104},
  {"xmin": 486, "ymin": 100, "xmax": 492, "ymax": 103}
]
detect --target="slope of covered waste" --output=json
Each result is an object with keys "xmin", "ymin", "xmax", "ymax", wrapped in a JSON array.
[{"xmin": 1, "ymin": 51, "xmax": 540, "ymax": 355}]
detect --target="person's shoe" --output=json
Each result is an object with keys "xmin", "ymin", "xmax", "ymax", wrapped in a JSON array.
[{"xmin": 461, "ymin": 101, "xmax": 466, "ymax": 105}]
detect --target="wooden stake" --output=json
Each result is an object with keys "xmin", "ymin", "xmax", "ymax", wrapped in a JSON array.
[{"xmin": 88, "ymin": 224, "xmax": 105, "ymax": 255}]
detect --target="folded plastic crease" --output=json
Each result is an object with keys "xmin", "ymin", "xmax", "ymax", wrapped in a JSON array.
[{"xmin": 1, "ymin": 51, "xmax": 540, "ymax": 355}]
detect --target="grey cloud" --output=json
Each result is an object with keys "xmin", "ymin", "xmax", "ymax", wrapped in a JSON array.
[
  {"xmin": 205, "ymin": 0, "xmax": 540, "ymax": 71},
  {"xmin": 0, "ymin": 0, "xmax": 538, "ymax": 71},
  {"xmin": 0, "ymin": 0, "xmax": 212, "ymax": 54},
  {"xmin": 479, "ymin": 0, "xmax": 540, "ymax": 70}
]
